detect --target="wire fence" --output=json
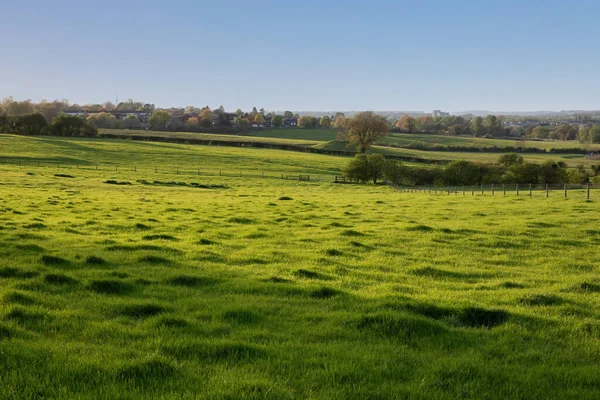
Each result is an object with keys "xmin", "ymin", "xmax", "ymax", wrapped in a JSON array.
[
  {"xmin": 389, "ymin": 182, "xmax": 598, "ymax": 201},
  {"xmin": 0, "ymin": 158, "xmax": 337, "ymax": 183}
]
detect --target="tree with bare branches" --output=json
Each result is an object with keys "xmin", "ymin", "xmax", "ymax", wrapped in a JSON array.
[{"xmin": 346, "ymin": 111, "xmax": 389, "ymax": 153}]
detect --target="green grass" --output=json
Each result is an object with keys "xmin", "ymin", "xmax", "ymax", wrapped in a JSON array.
[
  {"xmin": 0, "ymin": 134, "xmax": 599, "ymax": 398},
  {"xmin": 247, "ymin": 128, "xmax": 338, "ymax": 141}
]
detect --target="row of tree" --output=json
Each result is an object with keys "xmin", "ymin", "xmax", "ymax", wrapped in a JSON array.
[
  {"xmin": 344, "ymin": 153, "xmax": 599, "ymax": 186},
  {"xmin": 0, "ymin": 114, "xmax": 98, "ymax": 137}
]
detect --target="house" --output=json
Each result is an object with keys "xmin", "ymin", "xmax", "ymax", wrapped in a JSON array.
[
  {"xmin": 432, "ymin": 110, "xmax": 450, "ymax": 118},
  {"xmin": 283, "ymin": 118, "xmax": 298, "ymax": 127}
]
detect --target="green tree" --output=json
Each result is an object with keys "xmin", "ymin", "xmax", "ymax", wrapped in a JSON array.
[
  {"xmin": 254, "ymin": 114, "xmax": 266, "ymax": 125},
  {"xmin": 320, "ymin": 116, "xmax": 332, "ymax": 128},
  {"xmin": 87, "ymin": 112, "xmax": 119, "ymax": 129},
  {"xmin": 333, "ymin": 115, "xmax": 346, "ymax": 129},
  {"xmin": 283, "ymin": 111, "xmax": 294, "ymax": 119},
  {"xmin": 367, "ymin": 154, "xmax": 386, "ymax": 184},
  {"xmin": 578, "ymin": 127, "xmax": 590, "ymax": 143},
  {"xmin": 148, "ymin": 110, "xmax": 171, "ymax": 130},
  {"xmin": 233, "ymin": 117, "xmax": 249, "ymax": 127},
  {"xmin": 498, "ymin": 153, "xmax": 524, "ymax": 168},
  {"xmin": 51, "ymin": 115, "xmax": 97, "ymax": 137},
  {"xmin": 444, "ymin": 160, "xmax": 481, "ymax": 185},
  {"xmin": 271, "ymin": 115, "xmax": 283, "ymax": 127},
  {"xmin": 122, "ymin": 115, "xmax": 141, "ymax": 129},
  {"xmin": 471, "ymin": 117, "xmax": 485, "ymax": 137},
  {"xmin": 531, "ymin": 126, "xmax": 551, "ymax": 139},
  {"xmin": 343, "ymin": 154, "xmax": 370, "ymax": 182},
  {"xmin": 345, "ymin": 111, "xmax": 389, "ymax": 153},
  {"xmin": 298, "ymin": 116, "xmax": 318, "ymax": 129},
  {"xmin": 589, "ymin": 126, "xmax": 600, "ymax": 143}
]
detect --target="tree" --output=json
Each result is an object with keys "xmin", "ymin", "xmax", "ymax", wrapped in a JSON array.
[
  {"xmin": 471, "ymin": 117, "xmax": 485, "ymax": 137},
  {"xmin": 283, "ymin": 111, "xmax": 294, "ymax": 119},
  {"xmin": 298, "ymin": 116, "xmax": 317, "ymax": 129},
  {"xmin": 444, "ymin": 160, "xmax": 481, "ymax": 185},
  {"xmin": 531, "ymin": 126, "xmax": 550, "ymax": 139},
  {"xmin": 235, "ymin": 109, "xmax": 244, "ymax": 117},
  {"xmin": 333, "ymin": 115, "xmax": 346, "ymax": 129},
  {"xmin": 36, "ymin": 100, "xmax": 66, "ymax": 123},
  {"xmin": 148, "ymin": 110, "xmax": 171, "ymax": 130},
  {"xmin": 484, "ymin": 115, "xmax": 501, "ymax": 136},
  {"xmin": 185, "ymin": 117, "xmax": 199, "ymax": 127},
  {"xmin": 320, "ymin": 116, "xmax": 332, "ymax": 129},
  {"xmin": 367, "ymin": 154, "xmax": 386, "ymax": 184},
  {"xmin": 345, "ymin": 111, "xmax": 389, "ymax": 153},
  {"xmin": 87, "ymin": 112, "xmax": 119, "ymax": 129},
  {"xmin": 395, "ymin": 115, "xmax": 416, "ymax": 132},
  {"xmin": 498, "ymin": 153, "xmax": 524, "ymax": 168},
  {"xmin": 167, "ymin": 117, "xmax": 184, "ymax": 131},
  {"xmin": 589, "ymin": 126, "xmax": 600, "ymax": 143},
  {"xmin": 233, "ymin": 117, "xmax": 249, "ymax": 127},
  {"xmin": 568, "ymin": 166, "xmax": 589, "ymax": 184},
  {"xmin": 254, "ymin": 114, "xmax": 266, "ymax": 125},
  {"xmin": 343, "ymin": 154, "xmax": 370, "ymax": 182},
  {"xmin": 271, "ymin": 115, "xmax": 283, "ymax": 127},
  {"xmin": 122, "ymin": 115, "xmax": 141, "ymax": 129},
  {"xmin": 51, "ymin": 115, "xmax": 97, "ymax": 137},
  {"xmin": 199, "ymin": 108, "xmax": 213, "ymax": 124},
  {"xmin": 578, "ymin": 127, "xmax": 590, "ymax": 143}
]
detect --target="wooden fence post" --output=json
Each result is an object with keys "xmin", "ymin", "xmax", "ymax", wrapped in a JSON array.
[
  {"xmin": 503, "ymin": 184, "xmax": 505, "ymax": 196},
  {"xmin": 471, "ymin": 185, "xmax": 474, "ymax": 196},
  {"xmin": 564, "ymin": 184, "xmax": 567, "ymax": 199},
  {"xmin": 587, "ymin": 183, "xmax": 590, "ymax": 201},
  {"xmin": 516, "ymin": 183, "xmax": 519, "ymax": 196},
  {"xmin": 481, "ymin": 185, "xmax": 484, "ymax": 195},
  {"xmin": 176, "ymin": 167, "xmax": 179, "ymax": 175},
  {"xmin": 546, "ymin": 184, "xmax": 549, "ymax": 198},
  {"xmin": 492, "ymin": 184, "xmax": 495, "ymax": 196},
  {"xmin": 529, "ymin": 184, "xmax": 532, "ymax": 197}
]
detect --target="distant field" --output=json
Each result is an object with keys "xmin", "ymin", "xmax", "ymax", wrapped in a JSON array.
[
  {"xmin": 1, "ymin": 142, "xmax": 599, "ymax": 398},
  {"xmin": 244, "ymin": 128, "xmax": 338, "ymax": 141},
  {"xmin": 99, "ymin": 129, "xmax": 319, "ymax": 147},
  {"xmin": 314, "ymin": 140, "xmax": 598, "ymax": 168},
  {"xmin": 379, "ymin": 133, "xmax": 600, "ymax": 151},
  {"xmin": 0, "ymin": 134, "xmax": 345, "ymax": 178}
]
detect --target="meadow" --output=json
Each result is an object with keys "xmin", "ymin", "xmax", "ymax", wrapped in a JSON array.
[
  {"xmin": 96, "ymin": 128, "xmax": 599, "ymax": 168},
  {"xmin": 1, "ymin": 134, "xmax": 600, "ymax": 399}
]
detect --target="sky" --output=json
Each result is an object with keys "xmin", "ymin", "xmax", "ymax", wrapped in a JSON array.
[{"xmin": 1, "ymin": 0, "xmax": 599, "ymax": 112}]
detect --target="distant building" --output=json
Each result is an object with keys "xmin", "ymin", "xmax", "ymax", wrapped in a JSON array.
[{"xmin": 432, "ymin": 110, "xmax": 450, "ymax": 118}]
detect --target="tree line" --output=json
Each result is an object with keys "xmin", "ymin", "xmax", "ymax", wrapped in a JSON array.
[
  {"xmin": 0, "ymin": 114, "xmax": 97, "ymax": 137},
  {"xmin": 393, "ymin": 114, "xmax": 600, "ymax": 143},
  {"xmin": 344, "ymin": 153, "xmax": 600, "ymax": 186}
]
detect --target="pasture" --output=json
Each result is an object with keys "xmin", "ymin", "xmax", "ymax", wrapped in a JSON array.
[{"xmin": 0, "ymin": 134, "xmax": 600, "ymax": 399}]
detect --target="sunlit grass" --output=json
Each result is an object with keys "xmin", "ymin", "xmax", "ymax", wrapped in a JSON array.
[{"xmin": 0, "ymin": 135, "xmax": 599, "ymax": 398}]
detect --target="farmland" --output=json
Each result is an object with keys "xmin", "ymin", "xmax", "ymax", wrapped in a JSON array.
[
  {"xmin": 97, "ymin": 128, "xmax": 600, "ymax": 168},
  {"xmin": 1, "ymin": 134, "xmax": 599, "ymax": 399}
]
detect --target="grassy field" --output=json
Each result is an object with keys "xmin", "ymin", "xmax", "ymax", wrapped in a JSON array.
[
  {"xmin": 243, "ymin": 128, "xmax": 338, "ymax": 142},
  {"xmin": 1, "ymin": 135, "xmax": 600, "ymax": 399},
  {"xmin": 379, "ymin": 133, "xmax": 600, "ymax": 151},
  {"xmin": 315, "ymin": 140, "xmax": 599, "ymax": 168}
]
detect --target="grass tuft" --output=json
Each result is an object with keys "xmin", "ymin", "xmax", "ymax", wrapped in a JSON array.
[
  {"xmin": 310, "ymin": 287, "xmax": 339, "ymax": 299},
  {"xmin": 41, "ymin": 255, "xmax": 70, "ymax": 266},
  {"xmin": 458, "ymin": 307, "xmax": 509, "ymax": 328},
  {"xmin": 88, "ymin": 279, "xmax": 134, "ymax": 295},
  {"xmin": 85, "ymin": 256, "xmax": 107, "ymax": 265},
  {"xmin": 138, "ymin": 256, "xmax": 172, "ymax": 264},
  {"xmin": 119, "ymin": 303, "xmax": 166, "ymax": 318},
  {"xmin": 166, "ymin": 275, "xmax": 219, "ymax": 287},
  {"xmin": 0, "ymin": 267, "xmax": 39, "ymax": 279},
  {"xmin": 519, "ymin": 294, "xmax": 563, "ymax": 306},
  {"xmin": 142, "ymin": 234, "xmax": 178, "ymax": 241},
  {"xmin": 44, "ymin": 273, "xmax": 78, "ymax": 285}
]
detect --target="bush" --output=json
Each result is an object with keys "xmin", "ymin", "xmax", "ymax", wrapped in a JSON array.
[{"xmin": 51, "ymin": 115, "xmax": 98, "ymax": 137}]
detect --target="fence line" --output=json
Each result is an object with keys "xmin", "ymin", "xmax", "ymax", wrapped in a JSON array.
[
  {"xmin": 0, "ymin": 158, "xmax": 333, "ymax": 183},
  {"xmin": 388, "ymin": 182, "xmax": 597, "ymax": 201}
]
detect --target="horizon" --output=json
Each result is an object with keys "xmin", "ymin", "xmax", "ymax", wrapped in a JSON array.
[{"xmin": 2, "ymin": 1, "xmax": 600, "ymax": 112}]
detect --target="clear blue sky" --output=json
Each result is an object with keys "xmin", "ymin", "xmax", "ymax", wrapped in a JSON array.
[{"xmin": 2, "ymin": 0, "xmax": 599, "ymax": 112}]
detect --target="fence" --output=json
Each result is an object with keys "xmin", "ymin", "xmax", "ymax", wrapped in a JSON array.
[
  {"xmin": 0, "ymin": 158, "xmax": 332, "ymax": 183},
  {"xmin": 389, "ymin": 182, "xmax": 598, "ymax": 201}
]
